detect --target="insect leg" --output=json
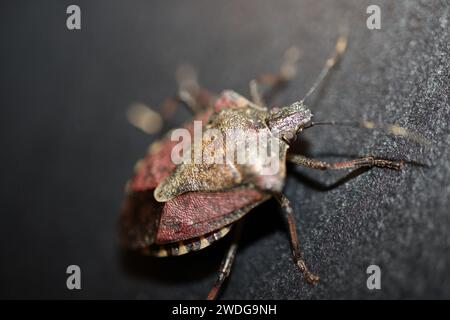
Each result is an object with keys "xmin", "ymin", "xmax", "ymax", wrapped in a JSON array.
[
  {"xmin": 176, "ymin": 64, "xmax": 216, "ymax": 114},
  {"xmin": 127, "ymin": 97, "xmax": 188, "ymax": 134},
  {"xmin": 207, "ymin": 222, "xmax": 243, "ymax": 300},
  {"xmin": 249, "ymin": 46, "xmax": 301, "ymax": 107},
  {"xmin": 287, "ymin": 154, "xmax": 404, "ymax": 171},
  {"xmin": 274, "ymin": 192, "xmax": 320, "ymax": 285},
  {"xmin": 126, "ymin": 102, "xmax": 164, "ymax": 135},
  {"xmin": 128, "ymin": 65, "xmax": 216, "ymax": 133}
]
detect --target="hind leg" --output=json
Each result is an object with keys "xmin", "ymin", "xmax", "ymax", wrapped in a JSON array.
[
  {"xmin": 274, "ymin": 192, "xmax": 319, "ymax": 284},
  {"xmin": 207, "ymin": 222, "xmax": 243, "ymax": 300}
]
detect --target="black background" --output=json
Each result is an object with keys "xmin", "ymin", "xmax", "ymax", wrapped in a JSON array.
[{"xmin": 0, "ymin": 0, "xmax": 449, "ymax": 299}]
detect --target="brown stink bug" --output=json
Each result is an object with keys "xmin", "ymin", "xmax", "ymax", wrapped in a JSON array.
[{"xmin": 119, "ymin": 36, "xmax": 425, "ymax": 299}]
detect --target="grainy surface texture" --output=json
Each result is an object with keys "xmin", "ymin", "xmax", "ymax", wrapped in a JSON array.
[{"xmin": 0, "ymin": 0, "xmax": 449, "ymax": 299}]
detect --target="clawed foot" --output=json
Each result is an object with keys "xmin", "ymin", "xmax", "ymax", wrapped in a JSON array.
[{"xmin": 297, "ymin": 259, "xmax": 320, "ymax": 285}]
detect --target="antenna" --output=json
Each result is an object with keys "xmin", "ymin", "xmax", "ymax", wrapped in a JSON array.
[
  {"xmin": 304, "ymin": 120, "xmax": 431, "ymax": 147},
  {"xmin": 301, "ymin": 36, "xmax": 348, "ymax": 102}
]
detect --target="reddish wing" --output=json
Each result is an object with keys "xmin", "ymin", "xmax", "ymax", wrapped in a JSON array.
[
  {"xmin": 156, "ymin": 188, "xmax": 269, "ymax": 244},
  {"xmin": 120, "ymin": 91, "xmax": 268, "ymax": 249}
]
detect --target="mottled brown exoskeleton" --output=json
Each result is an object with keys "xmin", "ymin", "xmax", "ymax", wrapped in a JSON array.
[{"xmin": 121, "ymin": 36, "xmax": 424, "ymax": 299}]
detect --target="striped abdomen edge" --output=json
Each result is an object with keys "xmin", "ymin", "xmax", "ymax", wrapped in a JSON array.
[{"xmin": 145, "ymin": 225, "xmax": 232, "ymax": 257}]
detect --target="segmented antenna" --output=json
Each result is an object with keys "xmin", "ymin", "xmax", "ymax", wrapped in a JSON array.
[
  {"xmin": 301, "ymin": 36, "xmax": 348, "ymax": 102},
  {"xmin": 305, "ymin": 120, "xmax": 431, "ymax": 147}
]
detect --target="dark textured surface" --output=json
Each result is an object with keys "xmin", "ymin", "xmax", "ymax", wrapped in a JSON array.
[{"xmin": 0, "ymin": 0, "xmax": 449, "ymax": 299}]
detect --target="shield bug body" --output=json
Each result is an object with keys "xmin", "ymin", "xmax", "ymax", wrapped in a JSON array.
[{"xmin": 120, "ymin": 36, "xmax": 422, "ymax": 299}]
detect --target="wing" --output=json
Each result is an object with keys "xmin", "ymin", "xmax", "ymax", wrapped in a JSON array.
[
  {"xmin": 155, "ymin": 188, "xmax": 270, "ymax": 244},
  {"xmin": 120, "ymin": 187, "xmax": 269, "ymax": 248},
  {"xmin": 121, "ymin": 111, "xmax": 212, "ymax": 249}
]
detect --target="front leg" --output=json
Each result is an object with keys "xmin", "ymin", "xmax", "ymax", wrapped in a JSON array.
[{"xmin": 287, "ymin": 154, "xmax": 404, "ymax": 171}]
